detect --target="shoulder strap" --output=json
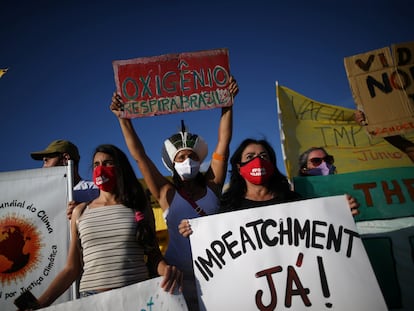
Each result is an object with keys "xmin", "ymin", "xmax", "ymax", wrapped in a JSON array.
[
  {"xmin": 74, "ymin": 202, "xmax": 91, "ymax": 263},
  {"xmin": 75, "ymin": 202, "xmax": 89, "ymax": 232},
  {"xmin": 176, "ymin": 188, "xmax": 207, "ymax": 216}
]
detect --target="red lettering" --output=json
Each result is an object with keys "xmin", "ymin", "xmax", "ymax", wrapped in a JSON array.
[
  {"xmin": 382, "ymin": 180, "xmax": 405, "ymax": 204},
  {"xmin": 403, "ymin": 179, "xmax": 414, "ymax": 201},
  {"xmin": 255, "ymin": 266, "xmax": 282, "ymax": 310},
  {"xmin": 353, "ymin": 182, "xmax": 377, "ymax": 206}
]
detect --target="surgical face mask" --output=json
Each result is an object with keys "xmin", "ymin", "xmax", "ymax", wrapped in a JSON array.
[
  {"xmin": 306, "ymin": 161, "xmax": 336, "ymax": 176},
  {"xmin": 239, "ymin": 156, "xmax": 275, "ymax": 185},
  {"xmin": 174, "ymin": 158, "xmax": 200, "ymax": 180},
  {"xmin": 93, "ymin": 165, "xmax": 117, "ymax": 192}
]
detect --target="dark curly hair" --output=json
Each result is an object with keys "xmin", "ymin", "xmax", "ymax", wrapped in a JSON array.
[{"xmin": 220, "ymin": 138, "xmax": 293, "ymax": 212}]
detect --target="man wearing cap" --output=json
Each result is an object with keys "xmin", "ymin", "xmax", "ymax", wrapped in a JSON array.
[{"xmin": 31, "ymin": 139, "xmax": 99, "ymax": 217}]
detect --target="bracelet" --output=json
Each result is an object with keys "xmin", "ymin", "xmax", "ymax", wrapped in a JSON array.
[{"xmin": 212, "ymin": 152, "xmax": 226, "ymax": 161}]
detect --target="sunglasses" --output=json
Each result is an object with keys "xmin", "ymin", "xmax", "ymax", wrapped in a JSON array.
[{"xmin": 309, "ymin": 155, "xmax": 334, "ymax": 166}]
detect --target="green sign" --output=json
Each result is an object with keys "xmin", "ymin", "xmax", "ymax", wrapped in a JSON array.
[{"xmin": 293, "ymin": 167, "xmax": 414, "ymax": 221}]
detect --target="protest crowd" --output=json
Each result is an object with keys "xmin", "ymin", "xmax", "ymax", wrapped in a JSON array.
[{"xmin": 2, "ymin": 42, "xmax": 414, "ymax": 311}]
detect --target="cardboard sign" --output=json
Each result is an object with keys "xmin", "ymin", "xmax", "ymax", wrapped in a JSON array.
[
  {"xmin": 189, "ymin": 196, "xmax": 387, "ymax": 311},
  {"xmin": 344, "ymin": 41, "xmax": 414, "ymax": 138},
  {"xmin": 113, "ymin": 49, "xmax": 232, "ymax": 118}
]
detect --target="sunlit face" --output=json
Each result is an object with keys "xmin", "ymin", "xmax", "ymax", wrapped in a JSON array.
[
  {"xmin": 42, "ymin": 153, "xmax": 64, "ymax": 168},
  {"xmin": 93, "ymin": 152, "xmax": 115, "ymax": 168},
  {"xmin": 240, "ymin": 143, "xmax": 270, "ymax": 164},
  {"xmin": 174, "ymin": 149, "xmax": 199, "ymax": 163},
  {"xmin": 306, "ymin": 149, "xmax": 328, "ymax": 169}
]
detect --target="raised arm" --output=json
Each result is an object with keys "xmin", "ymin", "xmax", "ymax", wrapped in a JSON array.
[
  {"xmin": 110, "ymin": 94, "xmax": 174, "ymax": 210},
  {"xmin": 206, "ymin": 76, "xmax": 239, "ymax": 195}
]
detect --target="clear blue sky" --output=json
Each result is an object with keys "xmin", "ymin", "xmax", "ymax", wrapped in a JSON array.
[{"xmin": 1, "ymin": 0, "xmax": 412, "ymax": 181}]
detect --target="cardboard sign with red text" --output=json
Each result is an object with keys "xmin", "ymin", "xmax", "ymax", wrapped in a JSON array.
[
  {"xmin": 344, "ymin": 41, "xmax": 414, "ymax": 138},
  {"xmin": 113, "ymin": 49, "xmax": 232, "ymax": 118}
]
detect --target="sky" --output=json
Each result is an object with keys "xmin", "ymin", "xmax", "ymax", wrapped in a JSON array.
[{"xmin": 0, "ymin": 0, "xmax": 412, "ymax": 182}]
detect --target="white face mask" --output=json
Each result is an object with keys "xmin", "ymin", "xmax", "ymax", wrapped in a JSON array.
[{"xmin": 174, "ymin": 158, "xmax": 201, "ymax": 180}]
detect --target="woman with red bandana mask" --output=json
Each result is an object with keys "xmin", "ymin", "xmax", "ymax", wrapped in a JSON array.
[
  {"xmin": 219, "ymin": 139, "xmax": 358, "ymax": 213},
  {"xmin": 179, "ymin": 139, "xmax": 359, "ymax": 237},
  {"xmin": 220, "ymin": 138, "xmax": 301, "ymax": 212},
  {"xmin": 34, "ymin": 144, "xmax": 183, "ymax": 309},
  {"xmin": 110, "ymin": 76, "xmax": 239, "ymax": 311}
]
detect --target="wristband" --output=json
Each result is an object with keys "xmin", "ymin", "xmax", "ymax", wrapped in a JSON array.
[{"xmin": 212, "ymin": 152, "xmax": 226, "ymax": 161}]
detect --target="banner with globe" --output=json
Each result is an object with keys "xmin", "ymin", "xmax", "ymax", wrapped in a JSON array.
[{"xmin": 0, "ymin": 167, "xmax": 70, "ymax": 311}]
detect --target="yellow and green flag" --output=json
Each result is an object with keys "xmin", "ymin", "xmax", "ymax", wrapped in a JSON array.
[
  {"xmin": 0, "ymin": 68, "xmax": 8, "ymax": 78},
  {"xmin": 276, "ymin": 83, "xmax": 414, "ymax": 181}
]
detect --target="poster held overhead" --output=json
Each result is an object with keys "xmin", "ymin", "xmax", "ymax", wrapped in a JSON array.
[
  {"xmin": 112, "ymin": 48, "xmax": 232, "ymax": 118},
  {"xmin": 344, "ymin": 41, "xmax": 414, "ymax": 138}
]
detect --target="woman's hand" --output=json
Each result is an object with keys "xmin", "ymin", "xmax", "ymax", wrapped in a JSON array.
[
  {"xmin": 229, "ymin": 75, "xmax": 239, "ymax": 98},
  {"xmin": 158, "ymin": 263, "xmax": 183, "ymax": 294},
  {"xmin": 110, "ymin": 92, "xmax": 124, "ymax": 118},
  {"xmin": 346, "ymin": 194, "xmax": 360, "ymax": 217},
  {"xmin": 355, "ymin": 110, "xmax": 367, "ymax": 126},
  {"xmin": 178, "ymin": 219, "xmax": 193, "ymax": 238}
]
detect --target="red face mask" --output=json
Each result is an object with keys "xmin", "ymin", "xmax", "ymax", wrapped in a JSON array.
[
  {"xmin": 239, "ymin": 157, "xmax": 275, "ymax": 185},
  {"xmin": 93, "ymin": 165, "xmax": 117, "ymax": 192}
]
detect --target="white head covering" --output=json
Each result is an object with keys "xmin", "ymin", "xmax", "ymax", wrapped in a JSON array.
[{"xmin": 161, "ymin": 120, "xmax": 208, "ymax": 172}]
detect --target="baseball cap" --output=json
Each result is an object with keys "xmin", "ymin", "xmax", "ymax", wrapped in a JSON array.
[{"xmin": 31, "ymin": 140, "xmax": 80, "ymax": 161}]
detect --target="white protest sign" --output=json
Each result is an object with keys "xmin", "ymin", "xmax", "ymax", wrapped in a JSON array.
[
  {"xmin": 40, "ymin": 276, "xmax": 188, "ymax": 311},
  {"xmin": 0, "ymin": 167, "xmax": 70, "ymax": 311},
  {"xmin": 189, "ymin": 195, "xmax": 387, "ymax": 311}
]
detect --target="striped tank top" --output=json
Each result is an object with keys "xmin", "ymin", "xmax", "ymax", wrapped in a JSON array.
[{"xmin": 77, "ymin": 204, "xmax": 149, "ymax": 292}]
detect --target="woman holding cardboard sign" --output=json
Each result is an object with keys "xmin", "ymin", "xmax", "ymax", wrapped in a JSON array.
[
  {"xmin": 23, "ymin": 144, "xmax": 182, "ymax": 310},
  {"xmin": 110, "ymin": 76, "xmax": 238, "ymax": 310},
  {"xmin": 179, "ymin": 138, "xmax": 359, "ymax": 238}
]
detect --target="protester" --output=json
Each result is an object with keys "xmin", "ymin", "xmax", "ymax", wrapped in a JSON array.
[
  {"xmin": 355, "ymin": 110, "xmax": 414, "ymax": 163},
  {"xmin": 179, "ymin": 138, "xmax": 359, "ymax": 238},
  {"xmin": 31, "ymin": 139, "xmax": 100, "ymax": 299},
  {"xmin": 110, "ymin": 76, "xmax": 239, "ymax": 310},
  {"xmin": 31, "ymin": 139, "xmax": 99, "ymax": 217},
  {"xmin": 298, "ymin": 146, "xmax": 336, "ymax": 176},
  {"xmin": 296, "ymin": 146, "xmax": 358, "ymax": 215},
  {"xmin": 30, "ymin": 144, "xmax": 182, "ymax": 309}
]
